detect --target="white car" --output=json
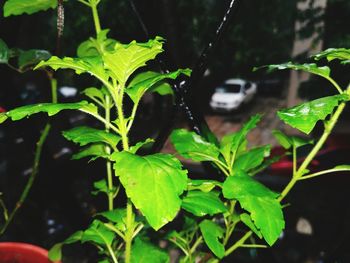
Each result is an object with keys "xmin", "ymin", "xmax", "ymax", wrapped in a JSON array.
[{"xmin": 210, "ymin": 78, "xmax": 257, "ymax": 111}]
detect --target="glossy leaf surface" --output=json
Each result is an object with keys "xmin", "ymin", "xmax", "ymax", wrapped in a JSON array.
[
  {"xmin": 102, "ymin": 36, "xmax": 164, "ymax": 85},
  {"xmin": 131, "ymin": 238, "xmax": 169, "ymax": 263},
  {"xmin": 171, "ymin": 129, "xmax": 220, "ymax": 162},
  {"xmin": 63, "ymin": 126, "xmax": 121, "ymax": 148},
  {"xmin": 256, "ymin": 62, "xmax": 330, "ymax": 78},
  {"xmin": 182, "ymin": 191, "xmax": 227, "ymax": 217},
  {"xmin": 4, "ymin": 0, "xmax": 57, "ymax": 17},
  {"xmin": 223, "ymin": 173, "xmax": 284, "ymax": 246},
  {"xmin": 112, "ymin": 152, "xmax": 187, "ymax": 230},
  {"xmin": 278, "ymin": 94, "xmax": 349, "ymax": 134},
  {"xmin": 18, "ymin": 49, "xmax": 51, "ymax": 71},
  {"xmin": 0, "ymin": 101, "xmax": 93, "ymax": 123},
  {"xmin": 0, "ymin": 39, "xmax": 9, "ymax": 64},
  {"xmin": 199, "ymin": 220, "xmax": 225, "ymax": 259}
]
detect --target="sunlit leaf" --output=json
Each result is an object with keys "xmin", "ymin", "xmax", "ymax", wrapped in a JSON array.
[
  {"xmin": 129, "ymin": 138, "xmax": 154, "ymax": 154},
  {"xmin": 0, "ymin": 101, "xmax": 93, "ymax": 123},
  {"xmin": 63, "ymin": 126, "xmax": 121, "ymax": 148},
  {"xmin": 81, "ymin": 220, "xmax": 115, "ymax": 246},
  {"xmin": 97, "ymin": 209, "xmax": 127, "ymax": 232},
  {"xmin": 313, "ymin": 48, "xmax": 350, "ymax": 64},
  {"xmin": 18, "ymin": 49, "xmax": 51, "ymax": 71},
  {"xmin": 278, "ymin": 94, "xmax": 349, "ymax": 134},
  {"xmin": 0, "ymin": 38, "xmax": 9, "ymax": 64},
  {"xmin": 4, "ymin": 0, "xmax": 57, "ymax": 17},
  {"xmin": 187, "ymin": 179, "xmax": 221, "ymax": 192},
  {"xmin": 131, "ymin": 238, "xmax": 169, "ymax": 263},
  {"xmin": 199, "ymin": 220, "xmax": 225, "ymax": 259},
  {"xmin": 170, "ymin": 129, "xmax": 220, "ymax": 162},
  {"xmin": 182, "ymin": 191, "xmax": 227, "ymax": 217},
  {"xmin": 91, "ymin": 179, "xmax": 109, "ymax": 196},
  {"xmin": 112, "ymin": 152, "xmax": 187, "ymax": 230},
  {"xmin": 233, "ymin": 145, "xmax": 271, "ymax": 173},
  {"xmin": 223, "ymin": 173, "xmax": 284, "ymax": 246},
  {"xmin": 240, "ymin": 213, "xmax": 262, "ymax": 239},
  {"xmin": 81, "ymin": 87, "xmax": 107, "ymax": 105},
  {"xmin": 102, "ymin": 36, "xmax": 164, "ymax": 85}
]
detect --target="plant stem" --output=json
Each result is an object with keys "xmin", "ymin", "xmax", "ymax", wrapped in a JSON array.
[
  {"xmin": 224, "ymin": 231, "xmax": 252, "ymax": 256},
  {"xmin": 90, "ymin": 0, "xmax": 101, "ymax": 35},
  {"xmin": 125, "ymin": 199, "xmax": 134, "ymax": 263}
]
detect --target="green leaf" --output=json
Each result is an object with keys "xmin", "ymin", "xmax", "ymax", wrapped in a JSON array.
[
  {"xmin": 182, "ymin": 191, "xmax": 227, "ymax": 217},
  {"xmin": 313, "ymin": 48, "xmax": 350, "ymax": 64},
  {"xmin": 0, "ymin": 101, "xmax": 93, "ymax": 123},
  {"xmin": 77, "ymin": 29, "xmax": 117, "ymax": 58},
  {"xmin": 97, "ymin": 209, "xmax": 127, "ymax": 231},
  {"xmin": 199, "ymin": 220, "xmax": 225, "ymax": 259},
  {"xmin": 81, "ymin": 220, "xmax": 115, "ymax": 247},
  {"xmin": 102, "ymin": 36, "xmax": 164, "ymax": 85},
  {"xmin": 278, "ymin": 94, "xmax": 349, "ymax": 134},
  {"xmin": 0, "ymin": 38, "xmax": 9, "ymax": 64},
  {"xmin": 63, "ymin": 126, "xmax": 121, "ymax": 148},
  {"xmin": 240, "ymin": 213, "xmax": 262, "ymax": 239},
  {"xmin": 4, "ymin": 0, "xmax": 57, "ymax": 17},
  {"xmin": 220, "ymin": 115, "xmax": 261, "ymax": 163},
  {"xmin": 81, "ymin": 87, "xmax": 106, "ymax": 105},
  {"xmin": 272, "ymin": 130, "xmax": 292, "ymax": 149},
  {"xmin": 35, "ymin": 56, "xmax": 110, "ymax": 85},
  {"xmin": 126, "ymin": 70, "xmax": 190, "ymax": 102},
  {"xmin": 72, "ymin": 144, "xmax": 109, "ymax": 161},
  {"xmin": 187, "ymin": 179, "xmax": 221, "ymax": 193},
  {"xmin": 112, "ymin": 152, "xmax": 187, "ymax": 230},
  {"xmin": 290, "ymin": 136, "xmax": 313, "ymax": 148},
  {"xmin": 91, "ymin": 179, "xmax": 108, "ymax": 196},
  {"xmin": 223, "ymin": 173, "xmax": 284, "ymax": 246},
  {"xmin": 170, "ymin": 129, "xmax": 220, "ymax": 162},
  {"xmin": 233, "ymin": 145, "xmax": 271, "ymax": 173},
  {"xmin": 255, "ymin": 62, "xmax": 331, "ymax": 78},
  {"xmin": 48, "ymin": 231, "xmax": 83, "ymax": 261},
  {"xmin": 129, "ymin": 138, "xmax": 154, "ymax": 154},
  {"xmin": 18, "ymin": 49, "xmax": 51, "ymax": 71},
  {"xmin": 131, "ymin": 238, "xmax": 169, "ymax": 263}
]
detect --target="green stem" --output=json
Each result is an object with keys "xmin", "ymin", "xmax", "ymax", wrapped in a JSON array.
[
  {"xmin": 292, "ymin": 145, "xmax": 297, "ymax": 176},
  {"xmin": 224, "ymin": 231, "xmax": 252, "ymax": 256},
  {"xmin": 324, "ymin": 76, "xmax": 343, "ymax": 94},
  {"xmin": 299, "ymin": 167, "xmax": 350, "ymax": 181},
  {"xmin": 125, "ymin": 199, "xmax": 134, "ymax": 263},
  {"xmin": 90, "ymin": 0, "xmax": 101, "ymax": 35}
]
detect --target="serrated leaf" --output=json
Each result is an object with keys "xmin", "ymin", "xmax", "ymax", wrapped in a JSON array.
[
  {"xmin": 187, "ymin": 179, "xmax": 221, "ymax": 193},
  {"xmin": 223, "ymin": 173, "xmax": 284, "ymax": 246},
  {"xmin": 81, "ymin": 220, "xmax": 115, "ymax": 247},
  {"xmin": 170, "ymin": 129, "xmax": 220, "ymax": 162},
  {"xmin": 129, "ymin": 138, "xmax": 154, "ymax": 154},
  {"xmin": 35, "ymin": 56, "xmax": 110, "ymax": 85},
  {"xmin": 102, "ymin": 36, "xmax": 164, "ymax": 85},
  {"xmin": 72, "ymin": 144, "xmax": 109, "ymax": 161},
  {"xmin": 4, "ymin": 0, "xmax": 57, "ymax": 17},
  {"xmin": 48, "ymin": 231, "xmax": 83, "ymax": 261},
  {"xmin": 240, "ymin": 213, "xmax": 262, "ymax": 239},
  {"xmin": 126, "ymin": 70, "xmax": 190, "ymax": 102},
  {"xmin": 18, "ymin": 49, "xmax": 51, "ymax": 71},
  {"xmin": 63, "ymin": 126, "xmax": 121, "ymax": 148},
  {"xmin": 199, "ymin": 220, "xmax": 225, "ymax": 259},
  {"xmin": 182, "ymin": 191, "xmax": 227, "ymax": 217},
  {"xmin": 233, "ymin": 145, "xmax": 271, "ymax": 173},
  {"xmin": 0, "ymin": 38, "xmax": 9, "ymax": 64},
  {"xmin": 278, "ymin": 94, "xmax": 349, "ymax": 134},
  {"xmin": 220, "ymin": 115, "xmax": 261, "ymax": 164},
  {"xmin": 131, "ymin": 238, "xmax": 169, "ymax": 263},
  {"xmin": 313, "ymin": 48, "xmax": 350, "ymax": 64},
  {"xmin": 256, "ymin": 62, "xmax": 331, "ymax": 78},
  {"xmin": 0, "ymin": 101, "xmax": 92, "ymax": 122},
  {"xmin": 112, "ymin": 152, "xmax": 187, "ymax": 230}
]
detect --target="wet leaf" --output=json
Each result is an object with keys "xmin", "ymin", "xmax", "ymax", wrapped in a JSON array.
[{"xmin": 278, "ymin": 94, "xmax": 349, "ymax": 134}]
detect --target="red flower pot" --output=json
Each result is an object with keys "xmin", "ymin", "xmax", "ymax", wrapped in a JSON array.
[{"xmin": 0, "ymin": 242, "xmax": 60, "ymax": 263}]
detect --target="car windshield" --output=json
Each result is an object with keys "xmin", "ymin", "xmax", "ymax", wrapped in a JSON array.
[{"xmin": 215, "ymin": 84, "xmax": 241, "ymax": 93}]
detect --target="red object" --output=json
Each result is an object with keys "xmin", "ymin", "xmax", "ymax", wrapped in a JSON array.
[
  {"xmin": 0, "ymin": 242, "xmax": 60, "ymax": 263},
  {"xmin": 0, "ymin": 106, "xmax": 6, "ymax": 113}
]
